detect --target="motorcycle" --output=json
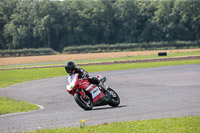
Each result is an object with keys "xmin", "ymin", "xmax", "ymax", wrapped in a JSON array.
[{"xmin": 66, "ymin": 74, "xmax": 120, "ymax": 110}]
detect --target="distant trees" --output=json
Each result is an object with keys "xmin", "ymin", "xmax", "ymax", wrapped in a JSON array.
[{"xmin": 0, "ymin": 0, "xmax": 199, "ymax": 51}]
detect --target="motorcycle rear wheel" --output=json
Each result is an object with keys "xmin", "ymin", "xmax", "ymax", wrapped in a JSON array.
[
  {"xmin": 74, "ymin": 92, "xmax": 93, "ymax": 110},
  {"xmin": 107, "ymin": 88, "xmax": 120, "ymax": 107}
]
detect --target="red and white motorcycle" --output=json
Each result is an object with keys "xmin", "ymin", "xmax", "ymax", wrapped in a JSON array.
[{"xmin": 66, "ymin": 74, "xmax": 120, "ymax": 110}]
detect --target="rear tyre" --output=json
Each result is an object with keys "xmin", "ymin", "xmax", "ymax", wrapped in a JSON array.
[
  {"xmin": 107, "ymin": 88, "xmax": 120, "ymax": 107},
  {"xmin": 74, "ymin": 92, "xmax": 93, "ymax": 110}
]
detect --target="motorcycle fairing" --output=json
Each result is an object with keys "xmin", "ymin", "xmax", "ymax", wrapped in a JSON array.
[
  {"xmin": 66, "ymin": 74, "xmax": 104, "ymax": 103},
  {"xmin": 89, "ymin": 86, "xmax": 104, "ymax": 103},
  {"xmin": 66, "ymin": 74, "xmax": 78, "ymax": 92},
  {"xmin": 83, "ymin": 82, "xmax": 104, "ymax": 103},
  {"xmin": 97, "ymin": 75, "xmax": 103, "ymax": 80}
]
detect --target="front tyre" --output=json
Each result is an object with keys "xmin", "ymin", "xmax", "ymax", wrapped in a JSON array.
[
  {"xmin": 74, "ymin": 92, "xmax": 93, "ymax": 110},
  {"xmin": 107, "ymin": 88, "xmax": 120, "ymax": 107}
]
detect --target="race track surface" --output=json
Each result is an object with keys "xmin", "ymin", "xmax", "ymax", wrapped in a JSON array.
[{"xmin": 0, "ymin": 64, "xmax": 200, "ymax": 133}]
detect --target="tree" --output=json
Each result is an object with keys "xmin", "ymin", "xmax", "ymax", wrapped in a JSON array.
[
  {"xmin": 153, "ymin": 0, "xmax": 176, "ymax": 42},
  {"xmin": 115, "ymin": 0, "xmax": 141, "ymax": 43},
  {"xmin": 0, "ymin": 0, "xmax": 17, "ymax": 49},
  {"xmin": 34, "ymin": 0, "xmax": 62, "ymax": 49},
  {"xmin": 3, "ymin": 0, "xmax": 36, "ymax": 49},
  {"xmin": 136, "ymin": 0, "xmax": 163, "ymax": 42},
  {"xmin": 1, "ymin": 0, "xmax": 200, "ymax": 51},
  {"xmin": 91, "ymin": 0, "xmax": 116, "ymax": 43},
  {"xmin": 173, "ymin": 0, "xmax": 200, "ymax": 41}
]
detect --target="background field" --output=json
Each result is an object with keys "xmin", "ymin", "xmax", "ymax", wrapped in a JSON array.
[{"xmin": 1, "ymin": 49, "xmax": 200, "ymax": 66}]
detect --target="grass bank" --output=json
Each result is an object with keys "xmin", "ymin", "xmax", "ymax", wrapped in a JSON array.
[
  {"xmin": 0, "ymin": 59, "xmax": 200, "ymax": 88},
  {"xmin": 24, "ymin": 116, "xmax": 200, "ymax": 133},
  {"xmin": 0, "ymin": 97, "xmax": 39, "ymax": 115}
]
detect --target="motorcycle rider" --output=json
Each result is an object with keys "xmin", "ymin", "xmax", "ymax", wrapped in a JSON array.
[{"xmin": 65, "ymin": 61, "xmax": 100, "ymax": 86}]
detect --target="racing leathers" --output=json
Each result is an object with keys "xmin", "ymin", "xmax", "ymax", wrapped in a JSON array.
[{"xmin": 71, "ymin": 67, "xmax": 100, "ymax": 85}]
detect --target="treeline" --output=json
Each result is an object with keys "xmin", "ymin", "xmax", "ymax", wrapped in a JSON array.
[{"xmin": 0, "ymin": 0, "xmax": 200, "ymax": 52}]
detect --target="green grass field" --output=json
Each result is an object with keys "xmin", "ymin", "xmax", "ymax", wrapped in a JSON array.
[
  {"xmin": 0, "ymin": 97, "xmax": 39, "ymax": 115},
  {"xmin": 24, "ymin": 116, "xmax": 200, "ymax": 133}
]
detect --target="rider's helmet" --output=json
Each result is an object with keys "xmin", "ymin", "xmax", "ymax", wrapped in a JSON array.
[{"xmin": 65, "ymin": 61, "xmax": 76, "ymax": 74}]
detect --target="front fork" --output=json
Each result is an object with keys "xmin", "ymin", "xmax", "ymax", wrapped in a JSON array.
[{"xmin": 99, "ymin": 81, "xmax": 108, "ymax": 91}]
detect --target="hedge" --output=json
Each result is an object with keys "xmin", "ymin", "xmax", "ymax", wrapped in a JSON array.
[
  {"xmin": 0, "ymin": 48, "xmax": 57, "ymax": 57},
  {"xmin": 62, "ymin": 41, "xmax": 200, "ymax": 54}
]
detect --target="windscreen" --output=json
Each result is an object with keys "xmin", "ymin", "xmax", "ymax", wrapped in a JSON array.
[{"xmin": 66, "ymin": 74, "xmax": 77, "ymax": 85}]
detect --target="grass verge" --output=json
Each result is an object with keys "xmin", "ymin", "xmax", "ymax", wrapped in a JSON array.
[
  {"xmin": 0, "ymin": 59, "xmax": 200, "ymax": 88},
  {"xmin": 0, "ymin": 97, "xmax": 39, "ymax": 115},
  {"xmin": 24, "ymin": 116, "xmax": 200, "ymax": 133}
]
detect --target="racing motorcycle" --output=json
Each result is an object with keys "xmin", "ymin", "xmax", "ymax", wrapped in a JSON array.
[{"xmin": 66, "ymin": 74, "xmax": 120, "ymax": 110}]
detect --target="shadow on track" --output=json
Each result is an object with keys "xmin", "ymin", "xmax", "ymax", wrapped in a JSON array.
[{"xmin": 91, "ymin": 105, "xmax": 127, "ymax": 111}]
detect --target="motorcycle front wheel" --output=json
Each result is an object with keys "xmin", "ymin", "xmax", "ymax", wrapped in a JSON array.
[
  {"xmin": 107, "ymin": 88, "xmax": 120, "ymax": 107},
  {"xmin": 74, "ymin": 92, "xmax": 93, "ymax": 110}
]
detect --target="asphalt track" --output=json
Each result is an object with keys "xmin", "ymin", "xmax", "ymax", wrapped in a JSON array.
[{"xmin": 0, "ymin": 64, "xmax": 200, "ymax": 133}]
